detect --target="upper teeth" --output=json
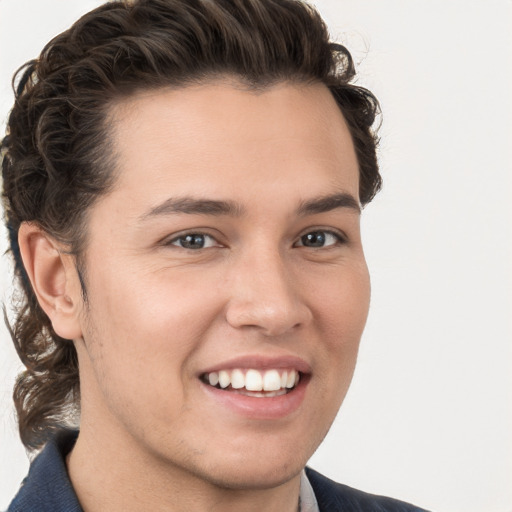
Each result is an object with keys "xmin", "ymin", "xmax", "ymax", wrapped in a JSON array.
[{"xmin": 205, "ymin": 369, "xmax": 300, "ymax": 392}]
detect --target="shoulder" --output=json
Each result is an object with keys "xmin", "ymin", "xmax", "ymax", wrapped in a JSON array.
[
  {"xmin": 306, "ymin": 467, "xmax": 431, "ymax": 512},
  {"xmin": 7, "ymin": 431, "xmax": 82, "ymax": 512}
]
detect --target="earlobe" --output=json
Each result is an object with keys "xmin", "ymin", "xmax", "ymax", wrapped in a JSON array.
[{"xmin": 18, "ymin": 222, "xmax": 83, "ymax": 340}]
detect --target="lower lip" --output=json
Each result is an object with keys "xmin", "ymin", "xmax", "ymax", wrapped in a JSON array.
[{"xmin": 200, "ymin": 375, "xmax": 309, "ymax": 420}]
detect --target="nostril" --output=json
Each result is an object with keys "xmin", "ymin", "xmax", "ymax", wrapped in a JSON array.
[{"xmin": 225, "ymin": 300, "xmax": 312, "ymax": 337}]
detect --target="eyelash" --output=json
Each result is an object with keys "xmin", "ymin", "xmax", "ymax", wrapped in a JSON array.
[{"xmin": 165, "ymin": 229, "xmax": 347, "ymax": 250}]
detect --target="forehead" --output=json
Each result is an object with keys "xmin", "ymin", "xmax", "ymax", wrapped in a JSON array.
[{"xmin": 103, "ymin": 80, "xmax": 359, "ymax": 213}]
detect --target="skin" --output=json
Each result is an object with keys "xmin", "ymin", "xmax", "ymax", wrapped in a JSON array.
[{"xmin": 20, "ymin": 80, "xmax": 370, "ymax": 511}]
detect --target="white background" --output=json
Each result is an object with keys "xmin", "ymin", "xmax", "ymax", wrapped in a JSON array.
[{"xmin": 0, "ymin": 1, "xmax": 511, "ymax": 511}]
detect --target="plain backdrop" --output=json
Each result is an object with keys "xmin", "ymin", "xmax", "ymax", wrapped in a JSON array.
[{"xmin": 0, "ymin": 1, "xmax": 511, "ymax": 511}]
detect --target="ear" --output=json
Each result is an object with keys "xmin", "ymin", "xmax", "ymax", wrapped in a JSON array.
[{"xmin": 18, "ymin": 222, "xmax": 83, "ymax": 340}]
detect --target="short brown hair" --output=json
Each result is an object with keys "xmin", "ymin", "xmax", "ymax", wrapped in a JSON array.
[{"xmin": 1, "ymin": 0, "xmax": 381, "ymax": 450}]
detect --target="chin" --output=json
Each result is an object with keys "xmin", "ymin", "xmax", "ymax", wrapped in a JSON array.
[
  {"xmin": 198, "ymin": 433, "xmax": 320, "ymax": 490},
  {"xmin": 196, "ymin": 457, "xmax": 305, "ymax": 491}
]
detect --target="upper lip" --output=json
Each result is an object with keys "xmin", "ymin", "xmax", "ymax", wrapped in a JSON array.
[{"xmin": 199, "ymin": 355, "xmax": 312, "ymax": 375}]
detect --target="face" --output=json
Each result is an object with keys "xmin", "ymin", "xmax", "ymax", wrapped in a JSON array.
[{"xmin": 72, "ymin": 80, "xmax": 370, "ymax": 489}]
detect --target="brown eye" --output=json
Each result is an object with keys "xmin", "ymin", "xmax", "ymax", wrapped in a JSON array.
[
  {"xmin": 170, "ymin": 233, "xmax": 216, "ymax": 249},
  {"xmin": 296, "ymin": 231, "xmax": 342, "ymax": 248}
]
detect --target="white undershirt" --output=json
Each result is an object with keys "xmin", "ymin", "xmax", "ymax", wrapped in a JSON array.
[{"xmin": 299, "ymin": 470, "xmax": 320, "ymax": 512}]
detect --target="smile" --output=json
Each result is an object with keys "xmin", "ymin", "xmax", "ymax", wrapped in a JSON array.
[{"xmin": 201, "ymin": 368, "xmax": 301, "ymax": 397}]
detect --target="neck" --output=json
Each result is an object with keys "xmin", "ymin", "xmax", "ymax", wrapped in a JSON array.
[{"xmin": 66, "ymin": 425, "xmax": 302, "ymax": 512}]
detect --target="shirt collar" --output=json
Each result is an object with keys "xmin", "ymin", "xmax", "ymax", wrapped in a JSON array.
[
  {"xmin": 8, "ymin": 430, "xmax": 82, "ymax": 512},
  {"xmin": 300, "ymin": 469, "xmax": 320, "ymax": 512}
]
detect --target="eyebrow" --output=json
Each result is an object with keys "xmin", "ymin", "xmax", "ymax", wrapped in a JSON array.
[
  {"xmin": 140, "ymin": 196, "xmax": 245, "ymax": 220},
  {"xmin": 297, "ymin": 192, "xmax": 361, "ymax": 216},
  {"xmin": 139, "ymin": 191, "xmax": 360, "ymax": 222}
]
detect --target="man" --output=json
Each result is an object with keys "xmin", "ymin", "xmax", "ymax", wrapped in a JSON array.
[{"xmin": 2, "ymin": 0, "xmax": 429, "ymax": 510}]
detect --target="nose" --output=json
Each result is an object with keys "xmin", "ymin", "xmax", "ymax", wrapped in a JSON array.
[{"xmin": 225, "ymin": 248, "xmax": 313, "ymax": 337}]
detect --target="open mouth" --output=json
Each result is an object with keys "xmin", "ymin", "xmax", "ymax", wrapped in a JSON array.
[{"xmin": 201, "ymin": 368, "xmax": 301, "ymax": 398}]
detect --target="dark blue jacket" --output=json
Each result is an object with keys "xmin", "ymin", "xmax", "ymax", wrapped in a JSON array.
[{"xmin": 8, "ymin": 431, "xmax": 429, "ymax": 511}]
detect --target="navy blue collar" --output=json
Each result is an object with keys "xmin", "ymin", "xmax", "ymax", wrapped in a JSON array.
[
  {"xmin": 305, "ymin": 467, "xmax": 428, "ymax": 512},
  {"xmin": 8, "ymin": 431, "xmax": 82, "ymax": 512}
]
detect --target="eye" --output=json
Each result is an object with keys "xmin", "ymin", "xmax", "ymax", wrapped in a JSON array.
[
  {"xmin": 169, "ymin": 233, "xmax": 218, "ymax": 250},
  {"xmin": 295, "ymin": 230, "xmax": 343, "ymax": 248}
]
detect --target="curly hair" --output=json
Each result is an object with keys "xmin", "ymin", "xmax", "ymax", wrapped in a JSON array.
[{"xmin": 1, "ymin": 0, "xmax": 381, "ymax": 450}]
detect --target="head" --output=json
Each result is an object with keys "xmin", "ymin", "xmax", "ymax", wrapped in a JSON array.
[{"xmin": 1, "ymin": 0, "xmax": 380, "ymax": 485}]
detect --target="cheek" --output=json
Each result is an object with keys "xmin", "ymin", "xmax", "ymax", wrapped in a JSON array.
[
  {"xmin": 78, "ymin": 288, "xmax": 199, "ymax": 435},
  {"xmin": 80, "ymin": 265, "xmax": 223, "ymax": 385},
  {"xmin": 312, "ymin": 259, "xmax": 371, "ymax": 341},
  {"xmin": 309, "ymin": 260, "xmax": 370, "ymax": 401}
]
